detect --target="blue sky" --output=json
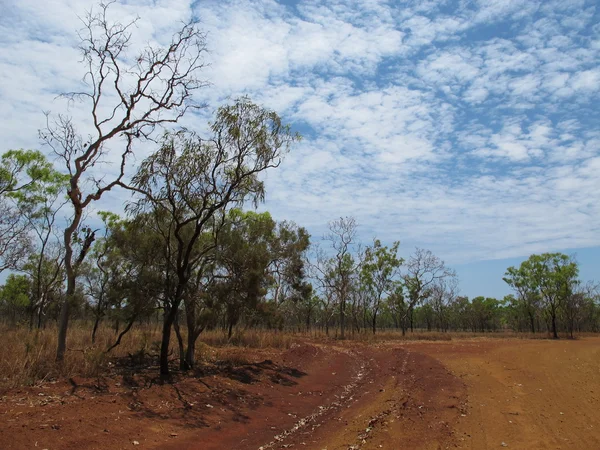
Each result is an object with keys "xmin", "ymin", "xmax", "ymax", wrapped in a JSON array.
[{"xmin": 1, "ymin": 0, "xmax": 599, "ymax": 298}]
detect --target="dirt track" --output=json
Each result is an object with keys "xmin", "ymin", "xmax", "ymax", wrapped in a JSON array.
[{"xmin": 1, "ymin": 337, "xmax": 599, "ymax": 449}]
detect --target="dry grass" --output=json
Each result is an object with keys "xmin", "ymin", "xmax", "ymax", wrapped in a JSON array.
[
  {"xmin": 0, "ymin": 323, "xmax": 594, "ymax": 390},
  {"xmin": 0, "ymin": 324, "xmax": 297, "ymax": 390},
  {"xmin": 0, "ymin": 323, "xmax": 162, "ymax": 390}
]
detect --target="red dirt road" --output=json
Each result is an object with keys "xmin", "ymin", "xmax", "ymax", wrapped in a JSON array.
[{"xmin": 1, "ymin": 337, "xmax": 599, "ymax": 449}]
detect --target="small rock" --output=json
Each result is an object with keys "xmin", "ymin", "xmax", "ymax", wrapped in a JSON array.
[
  {"xmin": 132, "ymin": 441, "xmax": 139, "ymax": 446},
  {"xmin": 501, "ymin": 442, "xmax": 508, "ymax": 447}
]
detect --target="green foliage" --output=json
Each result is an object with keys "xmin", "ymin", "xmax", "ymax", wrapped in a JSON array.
[
  {"xmin": 360, "ymin": 239, "xmax": 402, "ymax": 332},
  {"xmin": 0, "ymin": 274, "xmax": 31, "ymax": 323},
  {"xmin": 0, "ymin": 149, "xmax": 62, "ymax": 197},
  {"xmin": 504, "ymin": 253, "xmax": 580, "ymax": 337}
]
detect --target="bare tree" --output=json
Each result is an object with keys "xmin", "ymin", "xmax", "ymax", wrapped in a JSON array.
[
  {"xmin": 402, "ymin": 248, "xmax": 454, "ymax": 335},
  {"xmin": 428, "ymin": 275, "xmax": 459, "ymax": 332},
  {"xmin": 39, "ymin": 2, "xmax": 208, "ymax": 362},
  {"xmin": 311, "ymin": 217, "xmax": 359, "ymax": 339}
]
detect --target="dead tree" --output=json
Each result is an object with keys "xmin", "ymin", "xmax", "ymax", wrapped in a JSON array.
[{"xmin": 40, "ymin": 2, "xmax": 208, "ymax": 362}]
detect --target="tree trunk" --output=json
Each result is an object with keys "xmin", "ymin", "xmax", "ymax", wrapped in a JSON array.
[
  {"xmin": 91, "ymin": 315, "xmax": 101, "ymax": 344},
  {"xmin": 173, "ymin": 315, "xmax": 185, "ymax": 370},
  {"xmin": 529, "ymin": 312, "xmax": 535, "ymax": 333},
  {"xmin": 551, "ymin": 311, "xmax": 558, "ymax": 339},
  {"xmin": 228, "ymin": 320, "xmax": 234, "ymax": 340},
  {"xmin": 56, "ymin": 280, "xmax": 73, "ymax": 362},
  {"xmin": 340, "ymin": 299, "xmax": 345, "ymax": 339},
  {"xmin": 184, "ymin": 327, "xmax": 200, "ymax": 370},
  {"xmin": 160, "ymin": 305, "xmax": 179, "ymax": 377},
  {"xmin": 56, "ymin": 206, "xmax": 83, "ymax": 363},
  {"xmin": 37, "ymin": 305, "xmax": 44, "ymax": 329},
  {"xmin": 372, "ymin": 311, "xmax": 377, "ymax": 334}
]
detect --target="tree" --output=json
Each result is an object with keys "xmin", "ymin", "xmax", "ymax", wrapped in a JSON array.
[
  {"xmin": 503, "ymin": 263, "xmax": 541, "ymax": 333},
  {"xmin": 428, "ymin": 275, "xmax": 459, "ymax": 332},
  {"xmin": 470, "ymin": 296, "xmax": 503, "ymax": 332},
  {"xmin": 103, "ymin": 214, "xmax": 165, "ymax": 352},
  {"xmin": 360, "ymin": 239, "xmax": 402, "ymax": 334},
  {"xmin": 563, "ymin": 281, "xmax": 597, "ymax": 338},
  {"xmin": 81, "ymin": 212, "xmax": 124, "ymax": 343},
  {"xmin": 0, "ymin": 149, "xmax": 59, "ymax": 273},
  {"xmin": 39, "ymin": 2, "xmax": 209, "ymax": 363},
  {"xmin": 402, "ymin": 248, "xmax": 454, "ymax": 335},
  {"xmin": 268, "ymin": 221, "xmax": 311, "ymax": 305},
  {"xmin": 128, "ymin": 99, "xmax": 299, "ymax": 375},
  {"xmin": 386, "ymin": 285, "xmax": 407, "ymax": 331},
  {"xmin": 0, "ymin": 274, "xmax": 31, "ymax": 325},
  {"xmin": 11, "ymin": 162, "xmax": 69, "ymax": 329},
  {"xmin": 527, "ymin": 253, "xmax": 579, "ymax": 339},
  {"xmin": 312, "ymin": 217, "xmax": 359, "ymax": 339},
  {"xmin": 213, "ymin": 210, "xmax": 275, "ymax": 339}
]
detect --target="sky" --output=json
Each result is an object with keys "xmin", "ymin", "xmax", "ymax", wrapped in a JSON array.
[{"xmin": 1, "ymin": 0, "xmax": 599, "ymax": 298}]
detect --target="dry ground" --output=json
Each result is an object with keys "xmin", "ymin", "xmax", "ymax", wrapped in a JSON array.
[{"xmin": 1, "ymin": 336, "xmax": 598, "ymax": 449}]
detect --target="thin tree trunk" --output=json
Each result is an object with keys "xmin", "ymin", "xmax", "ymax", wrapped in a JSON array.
[
  {"xmin": 57, "ymin": 206, "xmax": 82, "ymax": 363},
  {"xmin": 91, "ymin": 315, "xmax": 101, "ymax": 344},
  {"xmin": 106, "ymin": 317, "xmax": 136, "ymax": 353},
  {"xmin": 173, "ymin": 315, "xmax": 185, "ymax": 370},
  {"xmin": 56, "ymin": 285, "xmax": 72, "ymax": 362},
  {"xmin": 160, "ymin": 305, "xmax": 179, "ymax": 377},
  {"xmin": 529, "ymin": 312, "xmax": 535, "ymax": 333},
  {"xmin": 340, "ymin": 298, "xmax": 345, "ymax": 339},
  {"xmin": 372, "ymin": 311, "xmax": 377, "ymax": 334}
]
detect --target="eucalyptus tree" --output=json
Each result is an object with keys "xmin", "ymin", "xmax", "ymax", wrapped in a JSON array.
[
  {"xmin": 503, "ymin": 263, "xmax": 541, "ymax": 333},
  {"xmin": 402, "ymin": 248, "xmax": 454, "ymax": 335},
  {"xmin": 428, "ymin": 275, "xmax": 459, "ymax": 332},
  {"xmin": 212, "ymin": 210, "xmax": 275, "ymax": 339},
  {"xmin": 0, "ymin": 149, "xmax": 59, "ymax": 274},
  {"xmin": 11, "ymin": 164, "xmax": 69, "ymax": 329},
  {"xmin": 0, "ymin": 274, "xmax": 31, "ymax": 325},
  {"xmin": 360, "ymin": 239, "xmax": 402, "ymax": 334},
  {"xmin": 81, "ymin": 212, "xmax": 125, "ymax": 343},
  {"xmin": 128, "ymin": 99, "xmax": 299, "ymax": 375},
  {"xmin": 386, "ymin": 285, "xmax": 407, "ymax": 331},
  {"xmin": 519, "ymin": 253, "xmax": 579, "ymax": 338},
  {"xmin": 311, "ymin": 217, "xmax": 359, "ymax": 339},
  {"xmin": 37, "ymin": 2, "xmax": 209, "ymax": 362},
  {"xmin": 562, "ymin": 281, "xmax": 597, "ymax": 338},
  {"xmin": 102, "ymin": 213, "xmax": 165, "ymax": 352},
  {"xmin": 268, "ymin": 220, "xmax": 311, "ymax": 305}
]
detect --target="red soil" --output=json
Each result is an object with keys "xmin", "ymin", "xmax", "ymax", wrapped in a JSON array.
[{"xmin": 1, "ymin": 337, "xmax": 599, "ymax": 450}]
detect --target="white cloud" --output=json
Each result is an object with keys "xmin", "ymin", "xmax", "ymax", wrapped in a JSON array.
[{"xmin": 1, "ymin": 0, "xmax": 599, "ymax": 272}]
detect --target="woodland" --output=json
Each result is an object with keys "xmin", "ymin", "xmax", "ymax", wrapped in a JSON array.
[{"xmin": 1, "ymin": 3, "xmax": 599, "ymax": 385}]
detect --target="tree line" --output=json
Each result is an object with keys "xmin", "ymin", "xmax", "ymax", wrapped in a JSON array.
[{"xmin": 1, "ymin": 3, "xmax": 599, "ymax": 379}]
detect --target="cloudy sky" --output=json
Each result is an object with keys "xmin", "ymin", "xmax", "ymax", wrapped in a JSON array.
[{"xmin": 1, "ymin": 0, "xmax": 599, "ymax": 297}]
